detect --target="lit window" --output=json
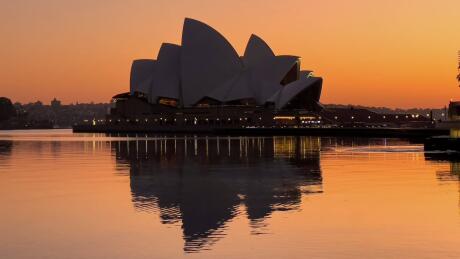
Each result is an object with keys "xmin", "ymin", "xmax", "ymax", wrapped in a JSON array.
[
  {"xmin": 158, "ymin": 98, "xmax": 178, "ymax": 107},
  {"xmin": 273, "ymin": 116, "xmax": 295, "ymax": 120}
]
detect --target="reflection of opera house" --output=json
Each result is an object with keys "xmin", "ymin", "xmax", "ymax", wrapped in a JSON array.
[
  {"xmin": 113, "ymin": 136, "xmax": 323, "ymax": 252},
  {"xmin": 107, "ymin": 18, "xmax": 323, "ymax": 129}
]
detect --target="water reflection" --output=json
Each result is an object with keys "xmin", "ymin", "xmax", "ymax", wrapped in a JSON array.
[
  {"xmin": 425, "ymin": 152, "xmax": 460, "ymax": 181},
  {"xmin": 0, "ymin": 141, "xmax": 13, "ymax": 167},
  {"xmin": 425, "ymin": 152, "xmax": 460, "ymax": 209},
  {"xmin": 113, "ymin": 136, "xmax": 323, "ymax": 252},
  {"xmin": 0, "ymin": 141, "xmax": 12, "ymax": 157}
]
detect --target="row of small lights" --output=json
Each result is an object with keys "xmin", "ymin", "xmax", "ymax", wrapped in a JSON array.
[
  {"xmin": 89, "ymin": 117, "xmax": 266, "ymax": 124},
  {"xmin": 333, "ymin": 114, "xmax": 430, "ymax": 120},
  {"xmin": 301, "ymin": 120, "xmax": 321, "ymax": 124},
  {"xmin": 87, "ymin": 113, "xmax": 443, "ymax": 124}
]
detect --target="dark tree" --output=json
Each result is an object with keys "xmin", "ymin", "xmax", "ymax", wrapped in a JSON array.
[{"xmin": 0, "ymin": 97, "xmax": 16, "ymax": 121}]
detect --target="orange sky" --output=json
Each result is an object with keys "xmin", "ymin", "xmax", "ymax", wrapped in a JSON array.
[{"xmin": 1, "ymin": 0, "xmax": 459, "ymax": 108}]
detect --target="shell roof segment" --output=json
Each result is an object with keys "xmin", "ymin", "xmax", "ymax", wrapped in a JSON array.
[
  {"xmin": 180, "ymin": 18, "xmax": 243, "ymax": 106},
  {"xmin": 151, "ymin": 43, "xmax": 181, "ymax": 103},
  {"xmin": 130, "ymin": 59, "xmax": 156, "ymax": 95}
]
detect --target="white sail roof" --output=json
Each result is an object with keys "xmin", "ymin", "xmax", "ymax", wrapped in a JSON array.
[
  {"xmin": 271, "ymin": 75, "xmax": 323, "ymax": 109},
  {"xmin": 130, "ymin": 59, "xmax": 156, "ymax": 95},
  {"xmin": 128, "ymin": 18, "xmax": 322, "ymax": 110},
  {"xmin": 151, "ymin": 43, "xmax": 181, "ymax": 102},
  {"xmin": 180, "ymin": 18, "xmax": 242, "ymax": 106}
]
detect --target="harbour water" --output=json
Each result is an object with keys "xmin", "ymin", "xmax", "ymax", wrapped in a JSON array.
[{"xmin": 0, "ymin": 130, "xmax": 459, "ymax": 258}]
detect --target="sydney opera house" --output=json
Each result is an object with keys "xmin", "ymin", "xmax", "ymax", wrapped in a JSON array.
[
  {"xmin": 77, "ymin": 18, "xmax": 431, "ymax": 133},
  {"xmin": 106, "ymin": 18, "xmax": 323, "ymax": 128}
]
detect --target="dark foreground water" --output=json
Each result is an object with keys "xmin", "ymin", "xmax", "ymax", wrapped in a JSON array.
[{"xmin": 0, "ymin": 129, "xmax": 459, "ymax": 258}]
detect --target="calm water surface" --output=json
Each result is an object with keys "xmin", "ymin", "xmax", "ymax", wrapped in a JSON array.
[{"xmin": 0, "ymin": 129, "xmax": 459, "ymax": 258}]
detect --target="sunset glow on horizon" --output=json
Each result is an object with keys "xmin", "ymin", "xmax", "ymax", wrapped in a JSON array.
[{"xmin": 1, "ymin": 0, "xmax": 459, "ymax": 108}]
